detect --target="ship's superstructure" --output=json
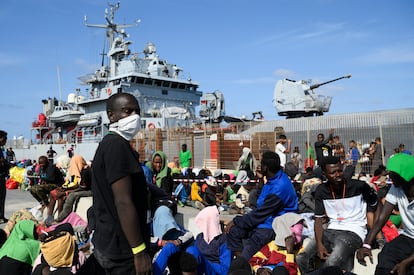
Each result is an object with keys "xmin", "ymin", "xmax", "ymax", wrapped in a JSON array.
[{"xmin": 32, "ymin": 2, "xmax": 203, "ymax": 144}]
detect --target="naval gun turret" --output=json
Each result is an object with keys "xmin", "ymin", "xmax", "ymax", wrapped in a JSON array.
[{"xmin": 273, "ymin": 74, "xmax": 351, "ymax": 118}]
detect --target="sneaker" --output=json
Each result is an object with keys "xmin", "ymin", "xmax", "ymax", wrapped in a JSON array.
[{"xmin": 178, "ymin": 201, "xmax": 185, "ymax": 207}]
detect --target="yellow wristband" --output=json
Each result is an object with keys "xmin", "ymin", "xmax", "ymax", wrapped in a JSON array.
[{"xmin": 132, "ymin": 243, "xmax": 146, "ymax": 255}]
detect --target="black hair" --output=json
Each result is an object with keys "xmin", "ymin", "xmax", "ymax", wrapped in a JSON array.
[
  {"xmin": 228, "ymin": 256, "xmax": 252, "ymax": 274},
  {"xmin": 179, "ymin": 252, "xmax": 198, "ymax": 273},
  {"xmin": 106, "ymin": 93, "xmax": 140, "ymax": 114},
  {"xmin": 373, "ymin": 165, "xmax": 386, "ymax": 177},
  {"xmin": 321, "ymin": 156, "xmax": 341, "ymax": 172},
  {"xmin": 272, "ymin": 265, "xmax": 290, "ymax": 275},
  {"xmin": 38, "ymin": 155, "xmax": 49, "ymax": 165},
  {"xmin": 0, "ymin": 130, "xmax": 7, "ymax": 139},
  {"xmin": 167, "ymin": 251, "xmax": 197, "ymax": 275},
  {"xmin": 261, "ymin": 151, "xmax": 281, "ymax": 174},
  {"xmin": 279, "ymin": 134, "xmax": 287, "ymax": 139}
]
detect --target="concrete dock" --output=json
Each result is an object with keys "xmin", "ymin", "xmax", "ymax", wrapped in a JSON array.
[{"xmin": 0, "ymin": 189, "xmax": 378, "ymax": 274}]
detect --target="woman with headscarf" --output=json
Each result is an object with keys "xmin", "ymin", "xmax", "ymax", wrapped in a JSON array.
[
  {"xmin": 0, "ymin": 220, "xmax": 40, "ymax": 275},
  {"xmin": 45, "ymin": 155, "xmax": 91, "ymax": 226},
  {"xmin": 151, "ymin": 205, "xmax": 194, "ymax": 275},
  {"xmin": 186, "ymin": 206, "xmax": 231, "ymax": 275},
  {"xmin": 237, "ymin": 147, "xmax": 258, "ymax": 175},
  {"xmin": 146, "ymin": 151, "xmax": 174, "ymax": 194}
]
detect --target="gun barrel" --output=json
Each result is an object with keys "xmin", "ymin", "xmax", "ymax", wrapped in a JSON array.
[{"xmin": 309, "ymin": 74, "xmax": 351, "ymax": 90}]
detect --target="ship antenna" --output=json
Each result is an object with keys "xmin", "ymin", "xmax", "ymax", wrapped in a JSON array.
[
  {"xmin": 100, "ymin": 38, "xmax": 106, "ymax": 67},
  {"xmin": 84, "ymin": 2, "xmax": 140, "ymax": 50},
  {"xmin": 57, "ymin": 65, "xmax": 62, "ymax": 105}
]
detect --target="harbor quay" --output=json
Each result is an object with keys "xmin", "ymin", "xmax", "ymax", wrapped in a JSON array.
[{"xmin": 1, "ymin": 186, "xmax": 379, "ymax": 274}]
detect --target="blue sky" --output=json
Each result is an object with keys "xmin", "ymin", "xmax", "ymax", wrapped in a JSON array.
[{"xmin": 1, "ymin": 0, "xmax": 413, "ymax": 139}]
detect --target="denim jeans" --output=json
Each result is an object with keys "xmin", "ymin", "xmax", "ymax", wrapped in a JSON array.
[
  {"xmin": 226, "ymin": 226, "xmax": 275, "ymax": 260},
  {"xmin": 296, "ymin": 229, "xmax": 362, "ymax": 273}
]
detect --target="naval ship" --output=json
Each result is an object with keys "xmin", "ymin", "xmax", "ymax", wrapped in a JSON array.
[{"xmin": 31, "ymin": 2, "xmax": 203, "ymax": 150}]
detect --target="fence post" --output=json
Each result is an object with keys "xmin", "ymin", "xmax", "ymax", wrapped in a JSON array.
[
  {"xmin": 217, "ymin": 129, "xmax": 223, "ymax": 169},
  {"xmin": 155, "ymin": 128, "xmax": 163, "ymax": 152},
  {"xmin": 190, "ymin": 132, "xmax": 194, "ymax": 168}
]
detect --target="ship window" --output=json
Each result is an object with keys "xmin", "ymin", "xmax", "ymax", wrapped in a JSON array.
[
  {"xmin": 159, "ymin": 61, "xmax": 165, "ymax": 65},
  {"xmin": 155, "ymin": 80, "xmax": 162, "ymax": 86},
  {"xmin": 163, "ymin": 81, "xmax": 170, "ymax": 87},
  {"xmin": 171, "ymin": 82, "xmax": 178, "ymax": 88},
  {"xmin": 162, "ymin": 90, "xmax": 168, "ymax": 95},
  {"xmin": 179, "ymin": 83, "xmax": 185, "ymax": 89},
  {"xmin": 136, "ymin": 77, "xmax": 144, "ymax": 84},
  {"xmin": 145, "ymin": 79, "xmax": 153, "ymax": 85}
]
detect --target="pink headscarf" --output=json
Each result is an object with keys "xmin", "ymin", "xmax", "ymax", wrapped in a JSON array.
[{"xmin": 195, "ymin": 206, "xmax": 222, "ymax": 244}]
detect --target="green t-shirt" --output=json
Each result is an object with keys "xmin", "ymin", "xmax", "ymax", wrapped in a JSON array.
[
  {"xmin": 179, "ymin": 150, "xmax": 192, "ymax": 168},
  {"xmin": 307, "ymin": 146, "xmax": 315, "ymax": 160}
]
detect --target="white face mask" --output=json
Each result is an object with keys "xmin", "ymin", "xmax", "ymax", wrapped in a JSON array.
[{"xmin": 109, "ymin": 114, "xmax": 141, "ymax": 140}]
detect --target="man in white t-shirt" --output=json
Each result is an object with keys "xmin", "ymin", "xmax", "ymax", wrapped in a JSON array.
[
  {"xmin": 357, "ymin": 153, "xmax": 414, "ymax": 275},
  {"xmin": 275, "ymin": 134, "xmax": 291, "ymax": 168}
]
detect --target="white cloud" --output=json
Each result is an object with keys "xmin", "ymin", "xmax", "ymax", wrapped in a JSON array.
[
  {"xmin": 0, "ymin": 53, "xmax": 24, "ymax": 68},
  {"xmin": 233, "ymin": 76, "xmax": 276, "ymax": 85},
  {"xmin": 357, "ymin": 43, "xmax": 414, "ymax": 65},
  {"xmin": 295, "ymin": 22, "xmax": 346, "ymax": 40},
  {"xmin": 273, "ymin": 69, "xmax": 296, "ymax": 78}
]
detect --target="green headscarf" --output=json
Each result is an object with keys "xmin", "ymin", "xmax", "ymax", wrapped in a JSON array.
[
  {"xmin": 387, "ymin": 153, "xmax": 414, "ymax": 182},
  {"xmin": 0, "ymin": 220, "xmax": 40, "ymax": 265},
  {"xmin": 146, "ymin": 151, "xmax": 169, "ymax": 188}
]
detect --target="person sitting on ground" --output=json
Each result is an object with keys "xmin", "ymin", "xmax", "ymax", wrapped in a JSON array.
[
  {"xmin": 220, "ymin": 174, "xmax": 236, "ymax": 211},
  {"xmin": 147, "ymin": 150, "xmax": 174, "ymax": 194},
  {"xmin": 151, "ymin": 204, "xmax": 194, "ymax": 275},
  {"xmin": 173, "ymin": 171, "xmax": 191, "ymax": 207},
  {"xmin": 356, "ymin": 153, "xmax": 414, "ymax": 275},
  {"xmin": 225, "ymin": 151, "xmax": 298, "ymax": 260},
  {"xmin": 189, "ymin": 172, "xmax": 208, "ymax": 210},
  {"xmin": 0, "ymin": 220, "xmax": 40, "ymax": 275},
  {"xmin": 203, "ymin": 176, "xmax": 219, "ymax": 207},
  {"xmin": 229, "ymin": 170, "xmax": 256, "ymax": 215},
  {"xmin": 45, "ymin": 155, "xmax": 92, "ymax": 226},
  {"xmin": 186, "ymin": 205, "xmax": 232, "ymax": 275},
  {"xmin": 32, "ymin": 222, "xmax": 86, "ymax": 274},
  {"xmin": 213, "ymin": 169, "xmax": 224, "ymax": 202},
  {"xmin": 296, "ymin": 156, "xmax": 377, "ymax": 273},
  {"xmin": 29, "ymin": 156, "xmax": 64, "ymax": 213},
  {"xmin": 366, "ymin": 165, "xmax": 389, "ymax": 249},
  {"xmin": 250, "ymin": 212, "xmax": 304, "ymax": 274},
  {"xmin": 3, "ymin": 209, "xmax": 39, "ymax": 238}
]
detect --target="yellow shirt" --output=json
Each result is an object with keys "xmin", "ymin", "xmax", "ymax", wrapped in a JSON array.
[{"xmin": 190, "ymin": 181, "xmax": 203, "ymax": 202}]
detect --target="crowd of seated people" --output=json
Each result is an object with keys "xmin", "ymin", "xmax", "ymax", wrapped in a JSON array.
[{"xmin": 2, "ymin": 135, "xmax": 413, "ymax": 275}]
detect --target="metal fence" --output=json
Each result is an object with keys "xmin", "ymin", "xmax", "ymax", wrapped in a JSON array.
[
  {"xmin": 135, "ymin": 108, "xmax": 414, "ymax": 172},
  {"xmin": 11, "ymin": 108, "xmax": 414, "ymax": 171}
]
